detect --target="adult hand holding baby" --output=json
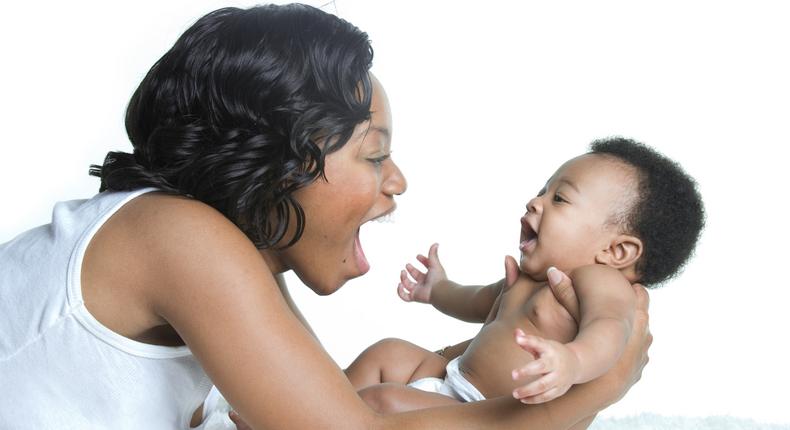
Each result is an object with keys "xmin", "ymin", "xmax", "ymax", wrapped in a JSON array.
[
  {"xmin": 509, "ymin": 265, "xmax": 653, "ymax": 407},
  {"xmin": 604, "ymin": 283, "xmax": 652, "ymax": 403}
]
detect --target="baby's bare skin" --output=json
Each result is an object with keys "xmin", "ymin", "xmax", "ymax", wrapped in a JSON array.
[{"xmin": 459, "ymin": 273, "xmax": 578, "ymax": 398}]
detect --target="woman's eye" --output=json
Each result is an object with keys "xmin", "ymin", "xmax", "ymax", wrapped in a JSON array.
[{"xmin": 368, "ymin": 154, "xmax": 391, "ymax": 165}]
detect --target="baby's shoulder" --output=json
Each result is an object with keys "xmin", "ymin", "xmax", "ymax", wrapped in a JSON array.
[{"xmin": 569, "ymin": 264, "xmax": 635, "ymax": 303}]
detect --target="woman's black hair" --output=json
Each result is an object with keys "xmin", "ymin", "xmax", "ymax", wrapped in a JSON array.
[
  {"xmin": 590, "ymin": 137, "xmax": 706, "ymax": 286},
  {"xmin": 90, "ymin": 4, "xmax": 374, "ymax": 248}
]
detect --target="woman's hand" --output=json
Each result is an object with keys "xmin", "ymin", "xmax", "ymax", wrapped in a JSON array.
[
  {"xmin": 543, "ymin": 268, "xmax": 652, "ymax": 404},
  {"xmin": 396, "ymin": 243, "xmax": 447, "ymax": 304},
  {"xmin": 600, "ymin": 283, "xmax": 652, "ymax": 403},
  {"xmin": 511, "ymin": 269, "xmax": 652, "ymax": 406}
]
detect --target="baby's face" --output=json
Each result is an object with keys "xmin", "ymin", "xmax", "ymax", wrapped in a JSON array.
[{"xmin": 519, "ymin": 154, "xmax": 637, "ymax": 280}]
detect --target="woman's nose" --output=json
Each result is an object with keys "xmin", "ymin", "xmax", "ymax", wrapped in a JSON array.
[{"xmin": 383, "ymin": 161, "xmax": 407, "ymax": 196}]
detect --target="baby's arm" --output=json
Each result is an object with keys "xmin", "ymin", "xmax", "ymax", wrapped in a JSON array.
[
  {"xmin": 398, "ymin": 243, "xmax": 507, "ymax": 323},
  {"xmin": 565, "ymin": 265, "xmax": 636, "ymax": 381},
  {"xmin": 513, "ymin": 265, "xmax": 635, "ymax": 403}
]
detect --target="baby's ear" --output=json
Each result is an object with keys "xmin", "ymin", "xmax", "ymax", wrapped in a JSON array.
[{"xmin": 595, "ymin": 234, "xmax": 643, "ymax": 272}]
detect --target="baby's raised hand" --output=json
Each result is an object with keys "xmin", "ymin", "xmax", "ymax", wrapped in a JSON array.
[
  {"xmin": 510, "ymin": 329, "xmax": 580, "ymax": 404},
  {"xmin": 396, "ymin": 243, "xmax": 447, "ymax": 304}
]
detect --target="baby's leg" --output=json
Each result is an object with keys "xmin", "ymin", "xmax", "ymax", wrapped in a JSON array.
[
  {"xmin": 358, "ymin": 382, "xmax": 460, "ymax": 414},
  {"xmin": 345, "ymin": 338, "xmax": 448, "ymax": 390}
]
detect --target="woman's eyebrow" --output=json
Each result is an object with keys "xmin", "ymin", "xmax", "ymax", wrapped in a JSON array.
[{"xmin": 369, "ymin": 125, "xmax": 390, "ymax": 139}]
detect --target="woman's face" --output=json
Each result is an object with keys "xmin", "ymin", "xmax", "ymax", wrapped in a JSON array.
[{"xmin": 267, "ymin": 76, "xmax": 407, "ymax": 294}]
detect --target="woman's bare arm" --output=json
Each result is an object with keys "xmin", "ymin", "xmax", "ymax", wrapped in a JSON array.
[{"xmin": 140, "ymin": 201, "xmax": 646, "ymax": 429}]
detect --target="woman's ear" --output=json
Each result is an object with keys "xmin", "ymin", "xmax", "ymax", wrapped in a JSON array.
[{"xmin": 595, "ymin": 234, "xmax": 643, "ymax": 270}]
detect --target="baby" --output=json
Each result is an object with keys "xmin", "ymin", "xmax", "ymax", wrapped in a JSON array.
[{"xmin": 345, "ymin": 137, "xmax": 705, "ymax": 414}]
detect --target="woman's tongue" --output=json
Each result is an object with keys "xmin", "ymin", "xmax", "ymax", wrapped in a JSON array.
[{"xmin": 354, "ymin": 230, "xmax": 370, "ymax": 274}]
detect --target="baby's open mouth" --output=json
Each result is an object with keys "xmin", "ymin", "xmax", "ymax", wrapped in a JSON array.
[{"xmin": 520, "ymin": 219, "xmax": 538, "ymax": 252}]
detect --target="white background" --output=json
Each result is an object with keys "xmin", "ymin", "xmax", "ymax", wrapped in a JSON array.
[{"xmin": 1, "ymin": 0, "xmax": 788, "ymax": 425}]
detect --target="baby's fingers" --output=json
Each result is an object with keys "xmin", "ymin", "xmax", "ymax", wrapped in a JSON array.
[
  {"xmin": 512, "ymin": 373, "xmax": 558, "ymax": 400},
  {"xmin": 405, "ymin": 263, "xmax": 426, "ymax": 283},
  {"xmin": 397, "ymin": 282, "xmax": 412, "ymax": 302},
  {"xmin": 397, "ymin": 271, "xmax": 415, "ymax": 302},
  {"xmin": 512, "ymin": 357, "xmax": 550, "ymax": 381},
  {"xmin": 518, "ymin": 386, "xmax": 564, "ymax": 404},
  {"xmin": 515, "ymin": 331, "xmax": 551, "ymax": 359}
]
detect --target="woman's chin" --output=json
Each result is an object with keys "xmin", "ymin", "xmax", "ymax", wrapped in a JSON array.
[
  {"xmin": 304, "ymin": 274, "xmax": 346, "ymax": 296},
  {"xmin": 353, "ymin": 229, "xmax": 370, "ymax": 275}
]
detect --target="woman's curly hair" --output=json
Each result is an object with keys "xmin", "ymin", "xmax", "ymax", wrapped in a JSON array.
[
  {"xmin": 90, "ymin": 4, "xmax": 374, "ymax": 248},
  {"xmin": 590, "ymin": 137, "xmax": 706, "ymax": 286}
]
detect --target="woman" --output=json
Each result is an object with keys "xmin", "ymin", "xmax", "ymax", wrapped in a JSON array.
[{"xmin": 0, "ymin": 4, "xmax": 650, "ymax": 429}]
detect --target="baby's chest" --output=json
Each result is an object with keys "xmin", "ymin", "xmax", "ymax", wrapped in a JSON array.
[{"xmin": 501, "ymin": 286, "xmax": 578, "ymax": 343}]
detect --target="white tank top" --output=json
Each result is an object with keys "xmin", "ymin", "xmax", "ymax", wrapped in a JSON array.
[{"xmin": 0, "ymin": 188, "xmax": 213, "ymax": 429}]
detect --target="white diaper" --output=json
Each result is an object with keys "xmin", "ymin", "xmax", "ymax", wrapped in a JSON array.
[
  {"xmin": 194, "ymin": 386, "xmax": 235, "ymax": 430},
  {"xmin": 407, "ymin": 356, "xmax": 486, "ymax": 402}
]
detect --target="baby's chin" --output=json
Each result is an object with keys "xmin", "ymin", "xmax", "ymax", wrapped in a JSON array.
[{"xmin": 519, "ymin": 255, "xmax": 549, "ymax": 281}]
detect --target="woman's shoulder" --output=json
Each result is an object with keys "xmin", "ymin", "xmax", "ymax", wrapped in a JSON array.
[
  {"xmin": 90, "ymin": 191, "xmax": 269, "ymax": 296},
  {"xmin": 120, "ymin": 192, "xmax": 245, "ymax": 243},
  {"xmin": 83, "ymin": 191, "xmax": 274, "ymax": 332}
]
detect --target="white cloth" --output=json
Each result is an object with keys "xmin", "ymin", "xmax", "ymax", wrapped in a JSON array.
[
  {"xmin": 197, "ymin": 386, "xmax": 236, "ymax": 430},
  {"xmin": 0, "ymin": 189, "xmax": 213, "ymax": 430},
  {"xmin": 407, "ymin": 357, "xmax": 486, "ymax": 402}
]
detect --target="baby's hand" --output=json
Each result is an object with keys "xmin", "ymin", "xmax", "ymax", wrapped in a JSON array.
[
  {"xmin": 511, "ymin": 329, "xmax": 580, "ymax": 404},
  {"xmin": 396, "ymin": 243, "xmax": 447, "ymax": 304}
]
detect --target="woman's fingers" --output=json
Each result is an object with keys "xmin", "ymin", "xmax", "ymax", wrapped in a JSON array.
[
  {"xmin": 606, "ymin": 283, "xmax": 652, "ymax": 402},
  {"xmin": 633, "ymin": 283, "xmax": 650, "ymax": 313},
  {"xmin": 632, "ymin": 284, "xmax": 652, "ymax": 375},
  {"xmin": 547, "ymin": 267, "xmax": 580, "ymax": 324},
  {"xmin": 504, "ymin": 255, "xmax": 519, "ymax": 288}
]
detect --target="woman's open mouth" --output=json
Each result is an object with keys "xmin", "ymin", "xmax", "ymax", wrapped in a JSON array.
[{"xmin": 353, "ymin": 205, "xmax": 397, "ymax": 276}]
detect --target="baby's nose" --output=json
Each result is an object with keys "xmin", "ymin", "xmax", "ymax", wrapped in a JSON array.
[{"xmin": 525, "ymin": 196, "xmax": 542, "ymax": 214}]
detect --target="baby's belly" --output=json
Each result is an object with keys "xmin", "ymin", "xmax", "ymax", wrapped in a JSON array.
[{"xmin": 458, "ymin": 319, "xmax": 543, "ymax": 399}]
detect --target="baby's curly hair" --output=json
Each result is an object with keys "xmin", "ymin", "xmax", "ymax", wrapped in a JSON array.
[{"xmin": 590, "ymin": 137, "xmax": 705, "ymax": 286}]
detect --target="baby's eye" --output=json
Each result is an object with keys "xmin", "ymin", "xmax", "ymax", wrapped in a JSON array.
[
  {"xmin": 536, "ymin": 187, "xmax": 547, "ymax": 197},
  {"xmin": 553, "ymin": 193, "xmax": 567, "ymax": 203}
]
